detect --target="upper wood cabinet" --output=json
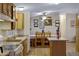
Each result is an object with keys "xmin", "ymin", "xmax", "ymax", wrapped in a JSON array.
[
  {"xmin": 0, "ymin": 3, "xmax": 16, "ymax": 19},
  {"xmin": 0, "ymin": 3, "xmax": 3, "ymax": 13},
  {"xmin": 0, "ymin": 3, "xmax": 16, "ymax": 30},
  {"xmin": 2, "ymin": 3, "xmax": 8, "ymax": 15},
  {"xmin": 16, "ymin": 12, "xmax": 24, "ymax": 30}
]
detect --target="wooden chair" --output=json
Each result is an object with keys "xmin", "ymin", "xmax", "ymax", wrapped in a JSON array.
[{"xmin": 45, "ymin": 32, "xmax": 51, "ymax": 37}]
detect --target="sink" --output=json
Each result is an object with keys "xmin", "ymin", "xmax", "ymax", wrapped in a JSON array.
[
  {"xmin": 3, "ymin": 43, "xmax": 19, "ymax": 50},
  {"xmin": 3, "ymin": 43, "xmax": 23, "ymax": 56}
]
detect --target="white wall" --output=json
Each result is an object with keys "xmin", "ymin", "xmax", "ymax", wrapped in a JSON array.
[
  {"xmin": 59, "ymin": 13, "xmax": 76, "ymax": 41},
  {"xmin": 60, "ymin": 14, "xmax": 66, "ymax": 38},
  {"xmin": 66, "ymin": 13, "xmax": 76, "ymax": 41}
]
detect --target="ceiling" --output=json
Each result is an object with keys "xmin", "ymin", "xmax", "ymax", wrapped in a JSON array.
[{"xmin": 15, "ymin": 3, "xmax": 79, "ymax": 16}]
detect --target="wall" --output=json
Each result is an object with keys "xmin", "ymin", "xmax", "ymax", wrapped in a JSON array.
[
  {"xmin": 60, "ymin": 14, "xmax": 66, "ymax": 38},
  {"xmin": 66, "ymin": 13, "xmax": 76, "ymax": 41},
  {"xmin": 59, "ymin": 13, "xmax": 76, "ymax": 41}
]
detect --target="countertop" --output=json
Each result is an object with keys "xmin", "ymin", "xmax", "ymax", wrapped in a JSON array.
[
  {"xmin": 15, "ymin": 36, "xmax": 27, "ymax": 43},
  {"xmin": 0, "ymin": 35, "xmax": 27, "ymax": 56},
  {"xmin": 48, "ymin": 37, "xmax": 68, "ymax": 41}
]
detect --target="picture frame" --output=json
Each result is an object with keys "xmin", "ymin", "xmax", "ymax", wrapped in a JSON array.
[
  {"xmin": 34, "ymin": 19, "xmax": 38, "ymax": 27},
  {"xmin": 44, "ymin": 16, "xmax": 52, "ymax": 26},
  {"xmin": 55, "ymin": 20, "xmax": 60, "ymax": 27}
]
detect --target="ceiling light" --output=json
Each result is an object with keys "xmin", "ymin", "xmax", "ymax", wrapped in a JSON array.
[
  {"xmin": 36, "ymin": 12, "xmax": 42, "ymax": 15},
  {"xmin": 49, "ymin": 3, "xmax": 60, "ymax": 5},
  {"xmin": 16, "ymin": 7, "xmax": 25, "ymax": 11},
  {"xmin": 41, "ymin": 16, "xmax": 46, "ymax": 21}
]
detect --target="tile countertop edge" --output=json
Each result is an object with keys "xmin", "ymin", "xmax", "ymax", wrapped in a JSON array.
[
  {"xmin": 15, "ymin": 36, "xmax": 27, "ymax": 44},
  {"xmin": 48, "ymin": 37, "xmax": 68, "ymax": 41}
]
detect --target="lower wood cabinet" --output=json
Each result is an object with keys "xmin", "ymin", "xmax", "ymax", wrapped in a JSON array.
[
  {"xmin": 50, "ymin": 40, "xmax": 66, "ymax": 56},
  {"xmin": 21, "ymin": 39, "xmax": 27, "ymax": 56}
]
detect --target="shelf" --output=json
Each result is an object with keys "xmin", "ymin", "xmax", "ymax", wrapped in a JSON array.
[{"xmin": 0, "ymin": 12, "xmax": 16, "ymax": 22}]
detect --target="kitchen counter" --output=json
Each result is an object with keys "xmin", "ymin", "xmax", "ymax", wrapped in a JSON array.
[
  {"xmin": 48, "ymin": 37, "xmax": 67, "ymax": 41},
  {"xmin": 15, "ymin": 36, "xmax": 27, "ymax": 43},
  {"xmin": 48, "ymin": 37, "xmax": 66, "ymax": 56},
  {"xmin": 0, "ymin": 42, "xmax": 23, "ymax": 56},
  {"xmin": 0, "ymin": 42, "xmax": 20, "ymax": 47},
  {"xmin": 1, "ymin": 35, "xmax": 28, "ymax": 56}
]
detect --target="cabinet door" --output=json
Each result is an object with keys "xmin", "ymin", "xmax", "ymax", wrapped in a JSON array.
[
  {"xmin": 76, "ymin": 14, "xmax": 79, "ymax": 52},
  {"xmin": 50, "ymin": 41, "xmax": 66, "ymax": 56},
  {"xmin": 16, "ymin": 13, "xmax": 24, "ymax": 29},
  {"xmin": 7, "ymin": 3, "xmax": 12, "ymax": 17},
  {"xmin": 0, "ymin": 3, "xmax": 3, "ymax": 13},
  {"xmin": 2, "ymin": 3, "xmax": 8, "ymax": 15}
]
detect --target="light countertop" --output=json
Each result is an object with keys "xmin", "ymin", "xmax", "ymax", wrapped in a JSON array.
[{"xmin": 48, "ymin": 37, "xmax": 68, "ymax": 41}]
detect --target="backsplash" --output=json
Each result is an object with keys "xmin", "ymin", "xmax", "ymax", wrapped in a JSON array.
[
  {"xmin": 6, "ymin": 30, "xmax": 18, "ymax": 37},
  {"xmin": 0, "ymin": 30, "xmax": 18, "ymax": 38},
  {"xmin": 0, "ymin": 29, "xmax": 25, "ymax": 38}
]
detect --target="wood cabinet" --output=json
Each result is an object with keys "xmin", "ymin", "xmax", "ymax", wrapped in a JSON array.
[
  {"xmin": 16, "ymin": 12, "xmax": 24, "ymax": 30},
  {"xmin": 10, "ymin": 4, "xmax": 16, "ymax": 30},
  {"xmin": 2, "ymin": 3, "xmax": 8, "ymax": 15},
  {"xmin": 0, "ymin": 3, "xmax": 16, "ymax": 30},
  {"xmin": 21, "ymin": 39, "xmax": 27, "ymax": 56},
  {"xmin": 76, "ymin": 14, "xmax": 79, "ymax": 52},
  {"xmin": 7, "ymin": 3, "xmax": 12, "ymax": 18},
  {"xmin": 50, "ymin": 40, "xmax": 66, "ymax": 56},
  {"xmin": 0, "ymin": 3, "xmax": 3, "ymax": 13}
]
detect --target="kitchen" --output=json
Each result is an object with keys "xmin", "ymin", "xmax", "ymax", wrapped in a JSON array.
[{"xmin": 0, "ymin": 3, "xmax": 79, "ymax": 56}]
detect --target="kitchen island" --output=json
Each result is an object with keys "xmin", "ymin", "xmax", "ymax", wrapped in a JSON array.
[{"xmin": 48, "ymin": 37, "xmax": 67, "ymax": 56}]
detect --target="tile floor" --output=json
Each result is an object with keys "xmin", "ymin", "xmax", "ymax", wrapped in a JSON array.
[
  {"xmin": 28, "ymin": 48, "xmax": 50, "ymax": 56},
  {"xmin": 66, "ymin": 42, "xmax": 79, "ymax": 56},
  {"xmin": 28, "ymin": 42, "xmax": 79, "ymax": 56}
]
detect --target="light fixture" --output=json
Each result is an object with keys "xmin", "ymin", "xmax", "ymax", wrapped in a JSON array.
[
  {"xmin": 16, "ymin": 7, "xmax": 24, "ymax": 11},
  {"xmin": 41, "ymin": 12, "xmax": 47, "ymax": 21},
  {"xmin": 41, "ymin": 16, "xmax": 46, "ymax": 21},
  {"xmin": 49, "ymin": 3, "xmax": 60, "ymax": 5},
  {"xmin": 36, "ymin": 12, "xmax": 42, "ymax": 15}
]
